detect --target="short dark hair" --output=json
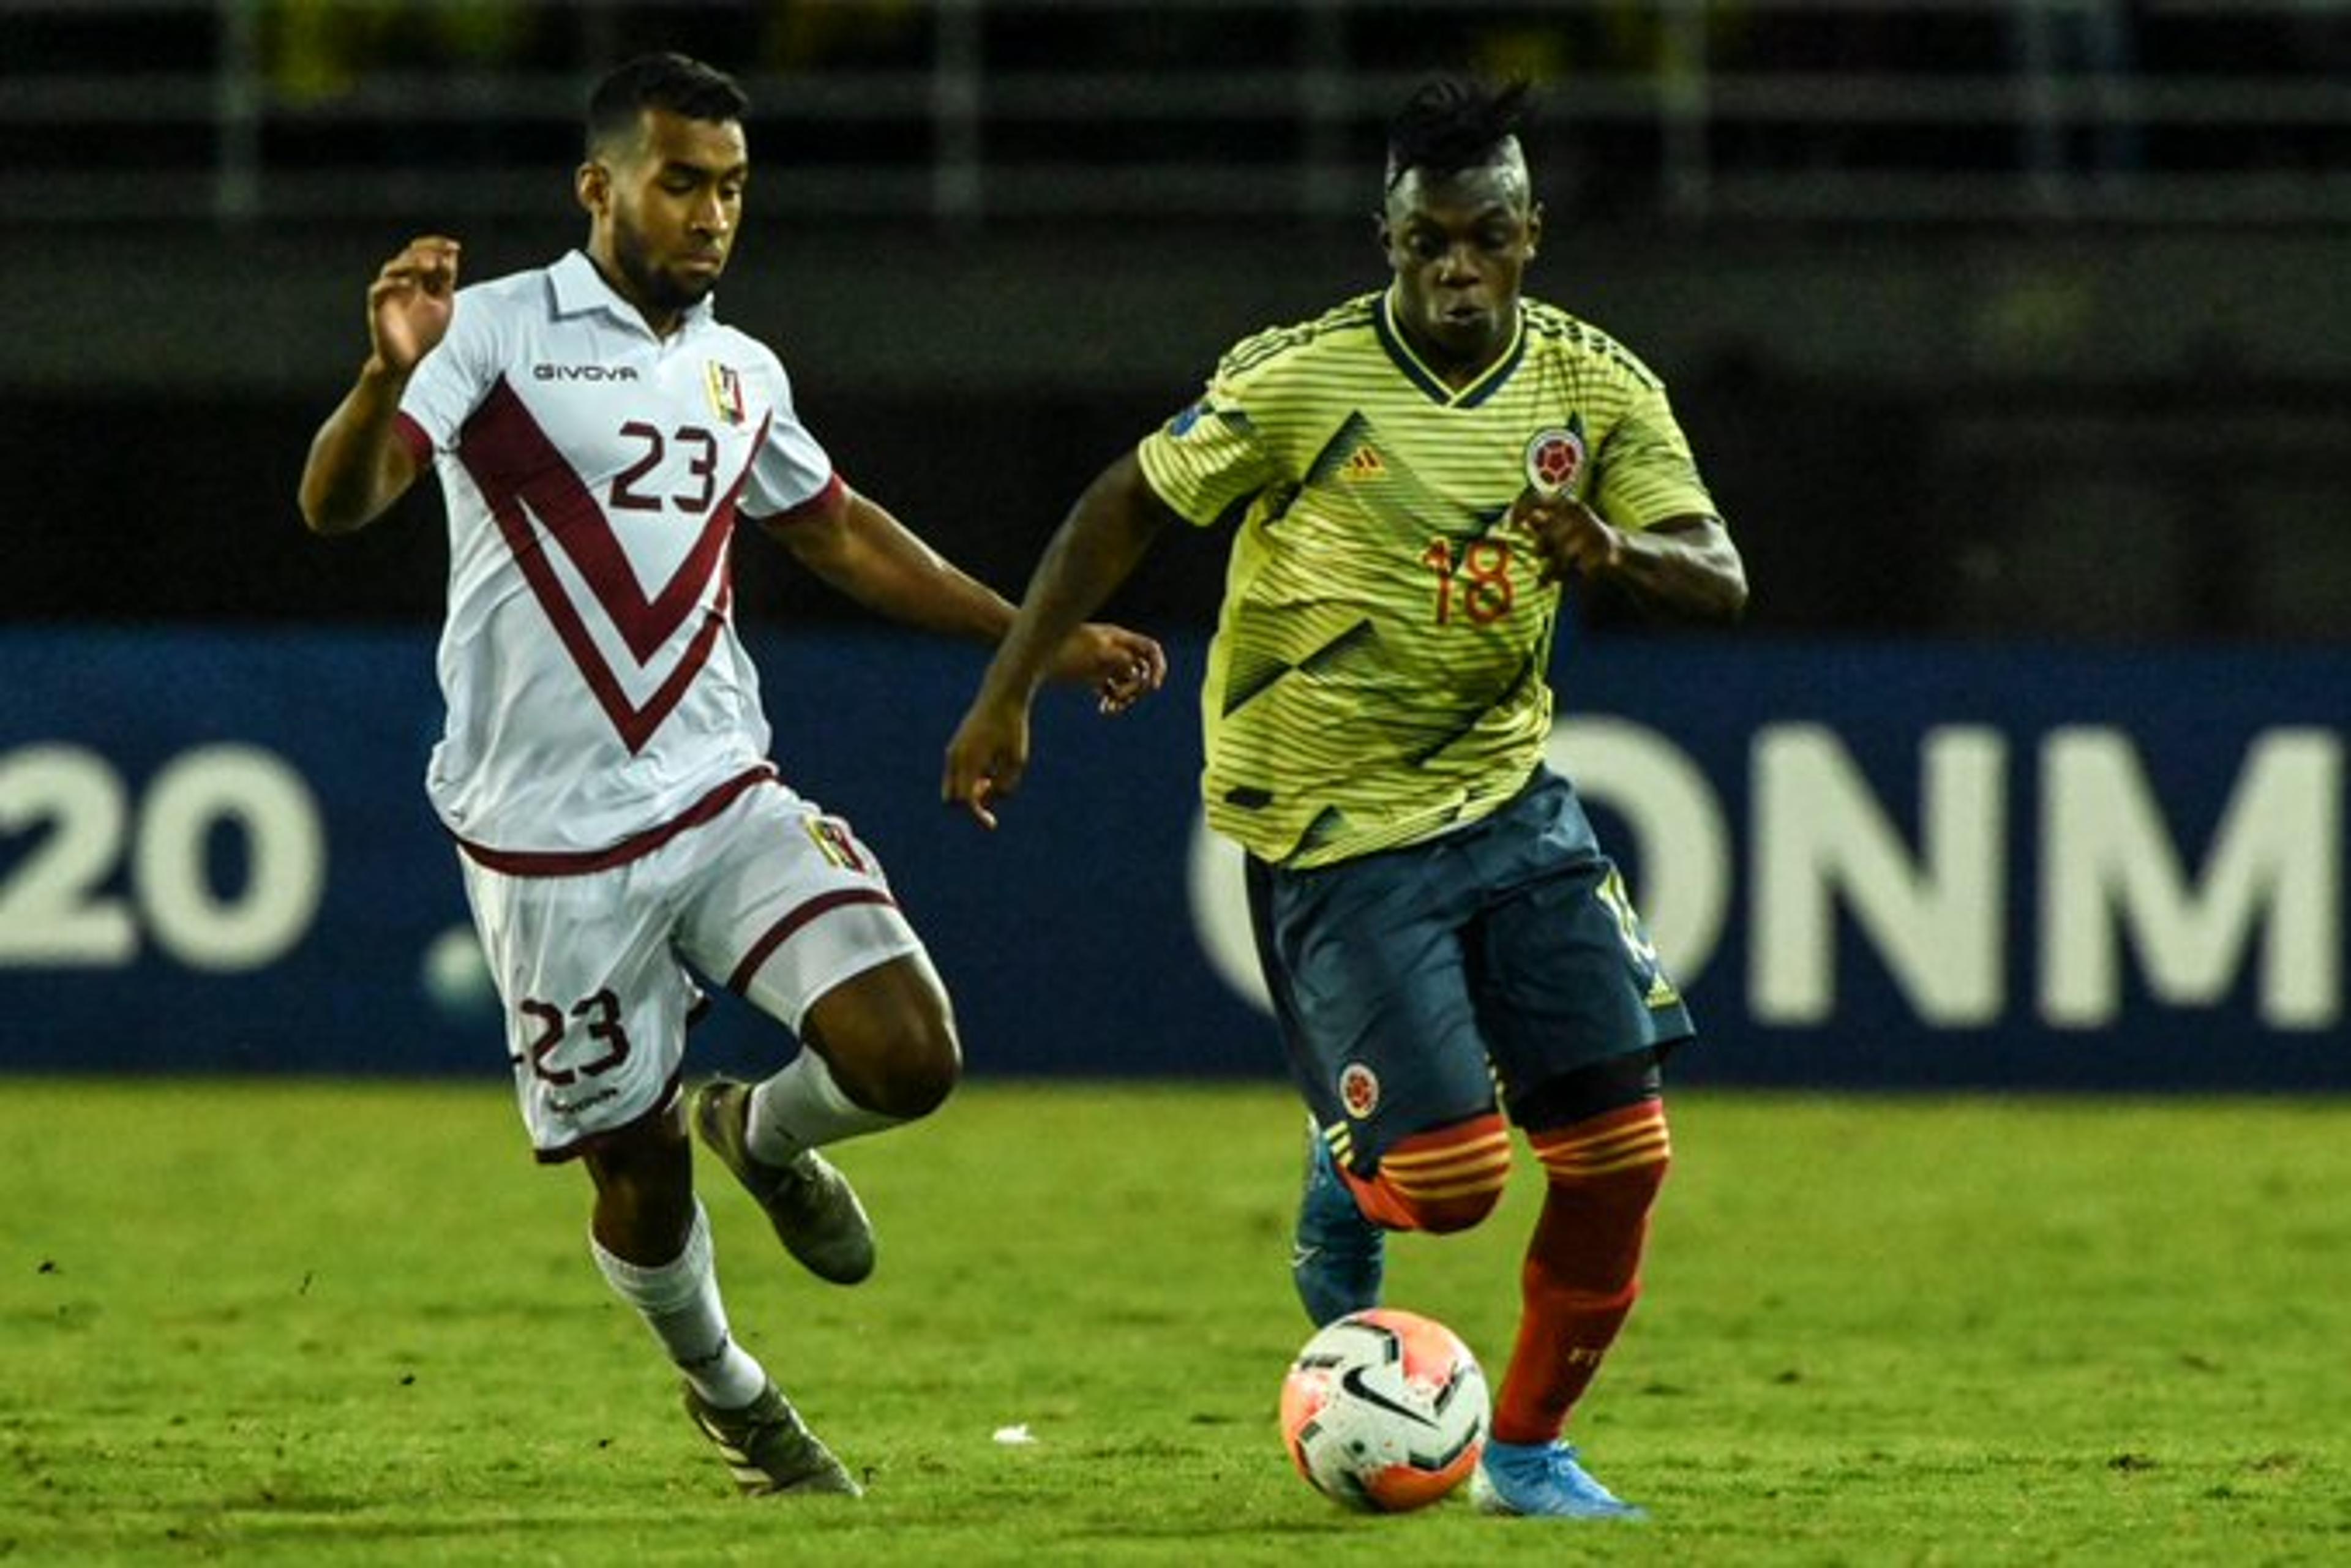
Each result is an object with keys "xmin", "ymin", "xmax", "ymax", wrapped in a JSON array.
[
  {"xmin": 585, "ymin": 53, "xmax": 749, "ymax": 158},
  {"xmin": 1385, "ymin": 76, "xmax": 1532, "ymax": 192}
]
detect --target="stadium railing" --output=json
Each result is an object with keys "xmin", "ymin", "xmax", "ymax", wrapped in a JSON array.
[{"xmin": 4, "ymin": 0, "xmax": 2350, "ymax": 229}]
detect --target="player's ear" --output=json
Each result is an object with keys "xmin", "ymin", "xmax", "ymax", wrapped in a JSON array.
[
  {"xmin": 576, "ymin": 160, "xmax": 610, "ymax": 217},
  {"xmin": 1526, "ymin": 201, "xmax": 1544, "ymax": 259}
]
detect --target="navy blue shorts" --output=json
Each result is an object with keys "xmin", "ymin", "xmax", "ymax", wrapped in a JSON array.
[{"xmin": 1246, "ymin": 770, "xmax": 1694, "ymax": 1170}]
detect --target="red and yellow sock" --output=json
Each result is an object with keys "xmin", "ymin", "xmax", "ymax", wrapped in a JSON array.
[
  {"xmin": 1491, "ymin": 1098, "xmax": 1671, "ymax": 1444},
  {"xmin": 1341, "ymin": 1112, "xmax": 1512, "ymax": 1234}
]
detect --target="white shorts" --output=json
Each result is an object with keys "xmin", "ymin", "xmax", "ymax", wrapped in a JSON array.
[{"xmin": 457, "ymin": 779, "xmax": 926, "ymax": 1162}]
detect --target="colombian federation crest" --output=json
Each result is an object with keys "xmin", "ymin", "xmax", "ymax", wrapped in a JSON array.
[
  {"xmin": 705, "ymin": 361, "xmax": 747, "ymax": 427},
  {"xmin": 1523, "ymin": 425, "xmax": 1586, "ymax": 497}
]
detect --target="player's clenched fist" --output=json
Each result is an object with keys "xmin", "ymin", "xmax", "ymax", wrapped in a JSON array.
[
  {"xmin": 366, "ymin": 235, "xmax": 462, "ymax": 378},
  {"xmin": 1513, "ymin": 490, "xmax": 1623, "ymax": 585}
]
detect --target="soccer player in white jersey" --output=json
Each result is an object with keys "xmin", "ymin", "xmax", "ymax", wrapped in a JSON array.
[
  {"xmin": 297, "ymin": 53, "xmax": 1164, "ymax": 1497},
  {"xmin": 947, "ymin": 78, "xmax": 1745, "ymax": 1520}
]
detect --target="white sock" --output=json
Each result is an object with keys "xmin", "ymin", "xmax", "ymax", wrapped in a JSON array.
[
  {"xmin": 746, "ymin": 1049, "xmax": 900, "ymax": 1166},
  {"xmin": 590, "ymin": 1199, "xmax": 768, "ymax": 1409}
]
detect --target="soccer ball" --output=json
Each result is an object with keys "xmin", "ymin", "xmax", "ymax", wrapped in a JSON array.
[{"xmin": 1278, "ymin": 1307, "xmax": 1490, "ymax": 1512}]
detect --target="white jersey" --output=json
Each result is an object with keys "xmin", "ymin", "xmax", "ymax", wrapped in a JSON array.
[{"xmin": 394, "ymin": 250, "xmax": 835, "ymax": 870}]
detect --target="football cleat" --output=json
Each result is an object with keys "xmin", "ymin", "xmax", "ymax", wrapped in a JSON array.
[
  {"xmin": 683, "ymin": 1379, "xmax": 861, "ymax": 1498},
  {"xmin": 1471, "ymin": 1439, "xmax": 1648, "ymax": 1521},
  {"xmin": 1292, "ymin": 1117, "xmax": 1384, "ymax": 1326},
  {"xmin": 691, "ymin": 1078, "xmax": 876, "ymax": 1285}
]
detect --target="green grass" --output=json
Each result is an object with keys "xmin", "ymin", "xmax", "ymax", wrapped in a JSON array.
[{"xmin": 6, "ymin": 1080, "xmax": 2350, "ymax": 1564}]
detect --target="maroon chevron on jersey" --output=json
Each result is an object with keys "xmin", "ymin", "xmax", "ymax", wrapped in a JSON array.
[{"xmin": 394, "ymin": 250, "xmax": 841, "ymax": 863}]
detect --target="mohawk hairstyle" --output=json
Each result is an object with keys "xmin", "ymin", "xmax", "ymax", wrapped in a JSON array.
[
  {"xmin": 585, "ymin": 53, "xmax": 749, "ymax": 157},
  {"xmin": 1385, "ymin": 76, "xmax": 1532, "ymax": 192}
]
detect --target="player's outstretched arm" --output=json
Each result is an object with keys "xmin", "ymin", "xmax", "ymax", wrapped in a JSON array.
[
  {"xmin": 770, "ymin": 482, "xmax": 1167, "ymax": 716},
  {"xmin": 297, "ymin": 235, "xmax": 460, "ymax": 535},
  {"xmin": 768, "ymin": 486, "xmax": 1011, "ymax": 637},
  {"xmin": 942, "ymin": 449, "xmax": 1176, "ymax": 829}
]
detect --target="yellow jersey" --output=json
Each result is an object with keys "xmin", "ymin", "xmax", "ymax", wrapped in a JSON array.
[{"xmin": 1137, "ymin": 287, "xmax": 1719, "ymax": 868}]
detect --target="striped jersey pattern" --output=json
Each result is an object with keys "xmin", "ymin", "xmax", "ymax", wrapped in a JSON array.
[{"xmin": 1137, "ymin": 288, "xmax": 1718, "ymax": 869}]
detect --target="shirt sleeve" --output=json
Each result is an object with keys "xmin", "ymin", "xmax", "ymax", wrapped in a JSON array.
[
  {"xmin": 1134, "ymin": 373, "xmax": 1284, "ymax": 529},
  {"xmin": 1593, "ymin": 380, "xmax": 1718, "ymax": 532},
  {"xmin": 396, "ymin": 287, "xmax": 504, "ymax": 455},
  {"xmin": 737, "ymin": 351, "xmax": 836, "ymax": 519}
]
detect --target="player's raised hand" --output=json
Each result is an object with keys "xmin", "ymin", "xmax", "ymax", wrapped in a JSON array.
[
  {"xmin": 942, "ymin": 698, "xmax": 1033, "ymax": 831},
  {"xmin": 1046, "ymin": 623, "xmax": 1168, "ymax": 716},
  {"xmin": 1514, "ymin": 490, "xmax": 1623, "ymax": 585},
  {"xmin": 367, "ymin": 235, "xmax": 462, "ymax": 377}
]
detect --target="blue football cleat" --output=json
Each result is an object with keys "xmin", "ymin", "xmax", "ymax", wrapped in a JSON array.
[
  {"xmin": 1291, "ymin": 1119, "xmax": 1383, "ymax": 1326},
  {"xmin": 1471, "ymin": 1439, "xmax": 1648, "ymax": 1520}
]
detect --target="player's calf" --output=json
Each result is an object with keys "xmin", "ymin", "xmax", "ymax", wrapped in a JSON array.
[
  {"xmin": 797, "ymin": 956, "xmax": 962, "ymax": 1122},
  {"xmin": 1493, "ymin": 1098, "xmax": 1671, "ymax": 1444}
]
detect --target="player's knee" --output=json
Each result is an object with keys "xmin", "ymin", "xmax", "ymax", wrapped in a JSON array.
[
  {"xmin": 1388, "ymin": 1180, "xmax": 1505, "ymax": 1235},
  {"xmin": 814, "ymin": 1035, "xmax": 954, "ymax": 1122},
  {"xmin": 1529, "ymin": 1098, "xmax": 1673, "ymax": 1209},
  {"xmin": 804, "ymin": 959, "xmax": 962, "ymax": 1120},
  {"xmin": 821, "ymin": 1011, "xmax": 961, "ymax": 1121},
  {"xmin": 868, "ymin": 1021, "xmax": 961, "ymax": 1120},
  {"xmin": 1365, "ymin": 1112, "xmax": 1512, "ymax": 1234}
]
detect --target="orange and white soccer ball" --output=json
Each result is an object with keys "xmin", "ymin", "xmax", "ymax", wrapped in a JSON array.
[{"xmin": 1278, "ymin": 1307, "xmax": 1490, "ymax": 1512}]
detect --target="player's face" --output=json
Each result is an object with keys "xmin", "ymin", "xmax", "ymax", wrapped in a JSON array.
[
  {"xmin": 1379, "ymin": 157, "xmax": 1542, "ymax": 378},
  {"xmin": 582, "ymin": 108, "xmax": 748, "ymax": 329}
]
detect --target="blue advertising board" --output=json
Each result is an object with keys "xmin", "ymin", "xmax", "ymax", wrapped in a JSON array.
[{"xmin": 1, "ymin": 627, "xmax": 2342, "ymax": 1090}]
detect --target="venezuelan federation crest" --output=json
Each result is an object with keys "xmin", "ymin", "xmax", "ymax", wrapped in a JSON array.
[{"xmin": 705, "ymin": 361, "xmax": 747, "ymax": 427}]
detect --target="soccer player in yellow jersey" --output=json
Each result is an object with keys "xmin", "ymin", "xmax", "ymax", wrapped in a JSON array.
[{"xmin": 945, "ymin": 77, "xmax": 1745, "ymax": 1520}]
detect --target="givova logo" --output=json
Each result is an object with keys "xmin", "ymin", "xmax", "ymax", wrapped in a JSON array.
[{"xmin": 533, "ymin": 364, "xmax": 640, "ymax": 381}]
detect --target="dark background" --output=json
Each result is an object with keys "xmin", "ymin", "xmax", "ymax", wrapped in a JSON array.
[{"xmin": 4, "ymin": 0, "xmax": 2347, "ymax": 645}]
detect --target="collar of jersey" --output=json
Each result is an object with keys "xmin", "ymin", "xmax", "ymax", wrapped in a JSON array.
[
  {"xmin": 548, "ymin": 249, "xmax": 714, "ymax": 339},
  {"xmin": 1374, "ymin": 288, "xmax": 1525, "ymax": 410}
]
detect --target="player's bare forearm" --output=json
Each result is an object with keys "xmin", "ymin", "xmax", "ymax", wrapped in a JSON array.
[
  {"xmin": 774, "ymin": 488, "xmax": 1019, "ymax": 641},
  {"xmin": 298, "ymin": 366, "xmax": 419, "ymax": 535},
  {"xmin": 975, "ymin": 452, "xmax": 1171, "ymax": 707},
  {"xmin": 1520, "ymin": 496, "xmax": 1747, "ymax": 624},
  {"xmin": 942, "ymin": 453, "xmax": 1170, "ymax": 830},
  {"xmin": 301, "ymin": 235, "xmax": 457, "ymax": 535},
  {"xmin": 776, "ymin": 484, "xmax": 1165, "ymax": 719},
  {"xmin": 1604, "ymin": 515, "xmax": 1748, "ymax": 623}
]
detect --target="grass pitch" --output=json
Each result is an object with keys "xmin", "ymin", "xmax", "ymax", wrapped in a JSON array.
[{"xmin": 5, "ymin": 1078, "xmax": 2349, "ymax": 1564}]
